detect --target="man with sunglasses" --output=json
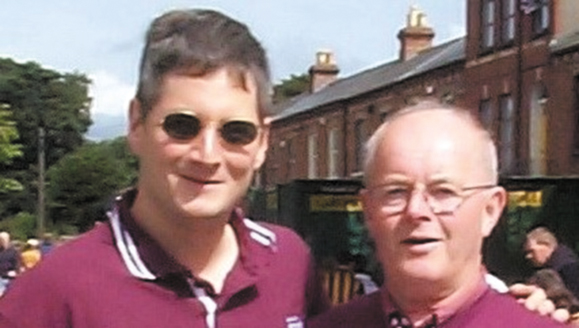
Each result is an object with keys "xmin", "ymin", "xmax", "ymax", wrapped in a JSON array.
[
  {"xmin": 308, "ymin": 100, "xmax": 568, "ymax": 327},
  {"xmin": 0, "ymin": 9, "xmax": 329, "ymax": 328}
]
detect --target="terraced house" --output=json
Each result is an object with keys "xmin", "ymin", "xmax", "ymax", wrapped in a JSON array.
[
  {"xmin": 253, "ymin": 0, "xmax": 579, "ymax": 283},
  {"xmin": 260, "ymin": 0, "xmax": 579, "ymax": 186}
]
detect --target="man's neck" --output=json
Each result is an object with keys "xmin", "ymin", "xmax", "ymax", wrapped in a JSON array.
[
  {"xmin": 131, "ymin": 193, "xmax": 240, "ymax": 293},
  {"xmin": 384, "ymin": 266, "xmax": 485, "ymax": 326}
]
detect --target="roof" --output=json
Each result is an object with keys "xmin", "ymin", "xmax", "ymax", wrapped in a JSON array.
[
  {"xmin": 273, "ymin": 37, "xmax": 466, "ymax": 122},
  {"xmin": 550, "ymin": 29, "xmax": 579, "ymax": 54}
]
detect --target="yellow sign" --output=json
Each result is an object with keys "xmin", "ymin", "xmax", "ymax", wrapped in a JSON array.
[
  {"xmin": 508, "ymin": 190, "xmax": 543, "ymax": 208},
  {"xmin": 310, "ymin": 195, "xmax": 362, "ymax": 212},
  {"xmin": 266, "ymin": 192, "xmax": 278, "ymax": 210}
]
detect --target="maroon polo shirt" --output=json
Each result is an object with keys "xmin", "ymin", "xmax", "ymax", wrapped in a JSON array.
[
  {"xmin": 0, "ymin": 190, "xmax": 330, "ymax": 328},
  {"xmin": 307, "ymin": 287, "xmax": 567, "ymax": 328}
]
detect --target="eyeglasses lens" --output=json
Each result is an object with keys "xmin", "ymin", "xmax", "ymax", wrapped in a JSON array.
[
  {"xmin": 221, "ymin": 121, "xmax": 258, "ymax": 145},
  {"xmin": 162, "ymin": 113, "xmax": 201, "ymax": 140}
]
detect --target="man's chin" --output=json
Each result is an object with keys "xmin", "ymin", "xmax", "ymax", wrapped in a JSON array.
[{"xmin": 179, "ymin": 202, "xmax": 233, "ymax": 221}]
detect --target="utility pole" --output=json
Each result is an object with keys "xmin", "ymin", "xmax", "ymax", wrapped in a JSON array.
[{"xmin": 37, "ymin": 125, "xmax": 45, "ymax": 238}]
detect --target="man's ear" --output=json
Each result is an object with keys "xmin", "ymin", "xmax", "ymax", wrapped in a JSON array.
[
  {"xmin": 252, "ymin": 116, "xmax": 271, "ymax": 170},
  {"xmin": 481, "ymin": 187, "xmax": 507, "ymax": 237},
  {"xmin": 127, "ymin": 98, "xmax": 144, "ymax": 155}
]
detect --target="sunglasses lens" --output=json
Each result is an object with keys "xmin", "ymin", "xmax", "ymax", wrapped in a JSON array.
[
  {"xmin": 162, "ymin": 113, "xmax": 201, "ymax": 140},
  {"xmin": 221, "ymin": 121, "xmax": 258, "ymax": 145}
]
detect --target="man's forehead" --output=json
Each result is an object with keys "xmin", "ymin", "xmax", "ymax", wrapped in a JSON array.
[{"xmin": 369, "ymin": 111, "xmax": 486, "ymax": 182}]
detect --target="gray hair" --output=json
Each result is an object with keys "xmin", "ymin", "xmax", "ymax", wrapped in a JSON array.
[{"xmin": 527, "ymin": 227, "xmax": 559, "ymax": 248}]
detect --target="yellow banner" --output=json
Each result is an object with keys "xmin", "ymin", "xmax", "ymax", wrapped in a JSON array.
[
  {"xmin": 310, "ymin": 195, "xmax": 363, "ymax": 212},
  {"xmin": 266, "ymin": 192, "xmax": 278, "ymax": 210},
  {"xmin": 508, "ymin": 190, "xmax": 543, "ymax": 208}
]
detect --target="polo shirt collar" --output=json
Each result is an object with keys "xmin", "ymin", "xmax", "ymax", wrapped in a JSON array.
[
  {"xmin": 107, "ymin": 189, "xmax": 278, "ymax": 295},
  {"xmin": 380, "ymin": 271, "xmax": 488, "ymax": 327}
]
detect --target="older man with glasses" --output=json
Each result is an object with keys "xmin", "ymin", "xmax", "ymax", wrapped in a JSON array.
[
  {"xmin": 0, "ymin": 9, "xmax": 329, "ymax": 328},
  {"xmin": 308, "ymin": 100, "xmax": 568, "ymax": 328}
]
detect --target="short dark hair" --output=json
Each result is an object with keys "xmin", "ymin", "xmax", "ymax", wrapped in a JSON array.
[{"xmin": 136, "ymin": 9, "xmax": 271, "ymax": 119}]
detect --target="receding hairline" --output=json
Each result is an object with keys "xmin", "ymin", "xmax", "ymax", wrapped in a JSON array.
[
  {"xmin": 363, "ymin": 101, "xmax": 498, "ymax": 186},
  {"xmin": 526, "ymin": 227, "xmax": 558, "ymax": 247}
]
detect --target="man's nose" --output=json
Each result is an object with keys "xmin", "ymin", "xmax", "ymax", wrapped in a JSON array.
[
  {"xmin": 525, "ymin": 252, "xmax": 533, "ymax": 260},
  {"xmin": 405, "ymin": 188, "xmax": 433, "ymax": 218},
  {"xmin": 191, "ymin": 127, "xmax": 220, "ymax": 164}
]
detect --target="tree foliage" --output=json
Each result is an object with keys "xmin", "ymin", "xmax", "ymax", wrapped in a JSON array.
[
  {"xmin": 273, "ymin": 73, "xmax": 310, "ymax": 104},
  {"xmin": 47, "ymin": 137, "xmax": 138, "ymax": 232},
  {"xmin": 0, "ymin": 212, "xmax": 36, "ymax": 241},
  {"xmin": 0, "ymin": 58, "xmax": 92, "ymax": 219},
  {"xmin": 0, "ymin": 105, "xmax": 23, "ymax": 193}
]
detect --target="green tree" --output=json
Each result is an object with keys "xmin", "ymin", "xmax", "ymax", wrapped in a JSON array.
[
  {"xmin": 273, "ymin": 73, "xmax": 310, "ymax": 104},
  {"xmin": 0, "ymin": 105, "xmax": 23, "ymax": 193},
  {"xmin": 47, "ymin": 137, "xmax": 138, "ymax": 232},
  {"xmin": 0, "ymin": 58, "xmax": 92, "ymax": 219}
]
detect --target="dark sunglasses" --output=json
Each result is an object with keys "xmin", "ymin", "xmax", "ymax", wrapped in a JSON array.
[{"xmin": 161, "ymin": 112, "xmax": 260, "ymax": 145}]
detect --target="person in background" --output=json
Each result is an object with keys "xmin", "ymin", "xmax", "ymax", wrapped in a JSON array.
[
  {"xmin": 39, "ymin": 233, "xmax": 55, "ymax": 256},
  {"xmin": 527, "ymin": 268, "xmax": 579, "ymax": 325},
  {"xmin": 308, "ymin": 101, "xmax": 568, "ymax": 327},
  {"xmin": 0, "ymin": 232, "xmax": 19, "ymax": 296},
  {"xmin": 20, "ymin": 239, "xmax": 41, "ymax": 271},
  {"xmin": 525, "ymin": 227, "xmax": 579, "ymax": 300},
  {"xmin": 0, "ymin": 9, "xmax": 328, "ymax": 327}
]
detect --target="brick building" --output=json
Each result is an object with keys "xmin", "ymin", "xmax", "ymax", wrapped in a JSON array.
[
  {"xmin": 465, "ymin": 0, "xmax": 579, "ymax": 176},
  {"xmin": 261, "ymin": 1, "xmax": 579, "ymax": 189}
]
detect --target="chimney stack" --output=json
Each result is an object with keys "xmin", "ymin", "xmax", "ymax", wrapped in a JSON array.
[
  {"xmin": 397, "ymin": 5, "xmax": 435, "ymax": 61},
  {"xmin": 309, "ymin": 50, "xmax": 339, "ymax": 93}
]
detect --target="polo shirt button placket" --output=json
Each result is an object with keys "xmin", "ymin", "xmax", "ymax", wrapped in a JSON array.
[
  {"xmin": 388, "ymin": 312, "xmax": 412, "ymax": 328},
  {"xmin": 189, "ymin": 279, "xmax": 218, "ymax": 328}
]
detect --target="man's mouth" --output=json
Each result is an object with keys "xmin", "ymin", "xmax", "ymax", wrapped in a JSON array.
[
  {"xmin": 183, "ymin": 176, "xmax": 220, "ymax": 185},
  {"xmin": 402, "ymin": 238, "xmax": 440, "ymax": 245}
]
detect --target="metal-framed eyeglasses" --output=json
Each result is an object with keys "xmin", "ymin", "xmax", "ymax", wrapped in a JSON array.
[
  {"xmin": 365, "ymin": 182, "xmax": 497, "ymax": 215},
  {"xmin": 160, "ymin": 111, "xmax": 261, "ymax": 145}
]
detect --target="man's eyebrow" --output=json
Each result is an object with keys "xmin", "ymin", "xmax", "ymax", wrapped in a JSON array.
[
  {"xmin": 426, "ymin": 175, "xmax": 458, "ymax": 185},
  {"xmin": 379, "ymin": 175, "xmax": 413, "ymax": 185}
]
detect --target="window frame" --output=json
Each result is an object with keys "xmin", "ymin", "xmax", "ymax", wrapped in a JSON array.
[
  {"xmin": 479, "ymin": 98, "xmax": 494, "ymax": 130},
  {"xmin": 531, "ymin": 0, "xmax": 550, "ymax": 37},
  {"xmin": 354, "ymin": 119, "xmax": 366, "ymax": 173},
  {"xmin": 573, "ymin": 75, "xmax": 579, "ymax": 155},
  {"xmin": 498, "ymin": 94, "xmax": 516, "ymax": 173},
  {"xmin": 481, "ymin": 0, "xmax": 497, "ymax": 52},
  {"xmin": 501, "ymin": 0, "xmax": 516, "ymax": 45},
  {"xmin": 327, "ymin": 127, "xmax": 340, "ymax": 178},
  {"xmin": 307, "ymin": 133, "xmax": 319, "ymax": 179}
]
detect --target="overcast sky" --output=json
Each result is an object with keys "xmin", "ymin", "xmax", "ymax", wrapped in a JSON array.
[{"xmin": 0, "ymin": 0, "xmax": 466, "ymax": 137}]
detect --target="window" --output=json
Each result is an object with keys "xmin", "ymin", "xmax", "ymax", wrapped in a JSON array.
[
  {"xmin": 287, "ymin": 138, "xmax": 297, "ymax": 180},
  {"xmin": 573, "ymin": 76, "xmax": 579, "ymax": 153},
  {"xmin": 328, "ymin": 128, "xmax": 340, "ymax": 178},
  {"xmin": 268, "ymin": 144, "xmax": 279, "ymax": 185},
  {"xmin": 307, "ymin": 133, "xmax": 318, "ymax": 179},
  {"xmin": 532, "ymin": 0, "xmax": 549, "ymax": 35},
  {"xmin": 482, "ymin": 0, "xmax": 496, "ymax": 49},
  {"xmin": 502, "ymin": 0, "xmax": 516, "ymax": 43},
  {"xmin": 479, "ymin": 98, "xmax": 493, "ymax": 130},
  {"xmin": 354, "ymin": 119, "xmax": 366, "ymax": 172},
  {"xmin": 499, "ymin": 95, "xmax": 516, "ymax": 173}
]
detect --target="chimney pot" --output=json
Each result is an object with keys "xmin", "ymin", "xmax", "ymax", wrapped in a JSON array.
[
  {"xmin": 398, "ymin": 6, "xmax": 435, "ymax": 61},
  {"xmin": 309, "ymin": 50, "xmax": 339, "ymax": 93}
]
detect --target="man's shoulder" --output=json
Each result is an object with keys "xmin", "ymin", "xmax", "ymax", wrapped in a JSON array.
[
  {"xmin": 12, "ymin": 224, "xmax": 116, "ymax": 284},
  {"xmin": 243, "ymin": 219, "xmax": 309, "ymax": 252},
  {"xmin": 449, "ymin": 289, "xmax": 567, "ymax": 327},
  {"xmin": 307, "ymin": 291, "xmax": 384, "ymax": 328}
]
